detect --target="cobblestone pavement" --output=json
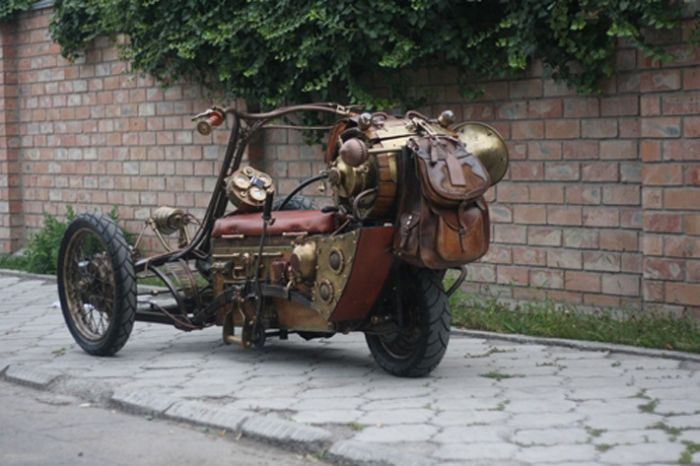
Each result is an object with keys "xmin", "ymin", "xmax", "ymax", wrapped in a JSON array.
[{"xmin": 1, "ymin": 272, "xmax": 700, "ymax": 465}]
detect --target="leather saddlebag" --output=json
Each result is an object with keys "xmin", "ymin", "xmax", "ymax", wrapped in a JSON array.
[{"xmin": 394, "ymin": 136, "xmax": 491, "ymax": 269}]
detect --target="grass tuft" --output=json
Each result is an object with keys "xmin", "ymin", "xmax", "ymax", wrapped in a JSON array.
[
  {"xmin": 480, "ymin": 371, "xmax": 516, "ymax": 381},
  {"xmin": 449, "ymin": 288, "xmax": 700, "ymax": 354},
  {"xmin": 679, "ymin": 441, "xmax": 700, "ymax": 464}
]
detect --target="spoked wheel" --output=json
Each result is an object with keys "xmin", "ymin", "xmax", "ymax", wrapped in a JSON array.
[
  {"xmin": 365, "ymin": 267, "xmax": 450, "ymax": 377},
  {"xmin": 57, "ymin": 213, "xmax": 136, "ymax": 356}
]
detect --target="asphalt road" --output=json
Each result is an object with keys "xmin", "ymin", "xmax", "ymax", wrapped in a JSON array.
[{"xmin": 0, "ymin": 380, "xmax": 321, "ymax": 466}]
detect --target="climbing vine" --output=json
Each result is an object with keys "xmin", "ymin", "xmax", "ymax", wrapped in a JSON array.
[{"xmin": 3, "ymin": 1, "xmax": 687, "ymax": 108}]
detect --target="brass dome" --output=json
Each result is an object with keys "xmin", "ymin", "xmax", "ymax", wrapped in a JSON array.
[{"xmin": 453, "ymin": 122, "xmax": 509, "ymax": 185}]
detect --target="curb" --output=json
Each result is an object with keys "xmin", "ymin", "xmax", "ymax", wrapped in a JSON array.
[
  {"xmin": 0, "ymin": 364, "xmax": 389, "ymax": 465},
  {"xmin": 0, "ymin": 269, "xmax": 56, "ymax": 282},
  {"xmin": 452, "ymin": 328, "xmax": 700, "ymax": 363}
]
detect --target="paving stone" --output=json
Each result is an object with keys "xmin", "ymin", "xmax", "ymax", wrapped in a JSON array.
[
  {"xmin": 433, "ymin": 425, "xmax": 512, "ymax": 443},
  {"xmin": 665, "ymin": 414, "xmax": 700, "ymax": 429},
  {"xmin": 512, "ymin": 428, "xmax": 589, "ymax": 446},
  {"xmin": 230, "ymin": 397, "xmax": 300, "ymax": 411},
  {"xmin": 328, "ymin": 440, "xmax": 433, "ymax": 466},
  {"xmin": 357, "ymin": 408, "xmax": 434, "ymax": 426},
  {"xmin": 241, "ymin": 414, "xmax": 331, "ymax": 452},
  {"xmin": 432, "ymin": 442, "xmax": 519, "ymax": 461},
  {"xmin": 363, "ymin": 397, "xmax": 433, "ymax": 410},
  {"xmin": 3, "ymin": 364, "xmax": 59, "ymax": 388},
  {"xmin": 509, "ymin": 412, "xmax": 585, "ymax": 429},
  {"xmin": 596, "ymin": 429, "xmax": 669, "ymax": 445},
  {"xmin": 292, "ymin": 396, "xmax": 365, "ymax": 411},
  {"xmin": 567, "ymin": 386, "xmax": 639, "ymax": 400},
  {"xmin": 655, "ymin": 399, "xmax": 700, "ymax": 415},
  {"xmin": 292, "ymin": 409, "xmax": 363, "ymax": 424},
  {"xmin": 111, "ymin": 389, "xmax": 179, "ymax": 415},
  {"xmin": 585, "ymin": 412, "xmax": 663, "ymax": 430},
  {"xmin": 431, "ymin": 409, "xmax": 510, "ymax": 427},
  {"xmin": 353, "ymin": 425, "xmax": 438, "ymax": 443},
  {"xmin": 518, "ymin": 444, "xmax": 598, "ymax": 463},
  {"xmin": 165, "ymin": 400, "xmax": 249, "ymax": 431},
  {"xmin": 505, "ymin": 398, "xmax": 577, "ymax": 414},
  {"xmin": 599, "ymin": 442, "xmax": 685, "ymax": 464}
]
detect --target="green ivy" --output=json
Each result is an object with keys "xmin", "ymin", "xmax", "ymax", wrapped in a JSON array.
[
  {"xmin": 9, "ymin": 1, "xmax": 687, "ymax": 107},
  {"xmin": 0, "ymin": 0, "xmax": 33, "ymax": 21}
]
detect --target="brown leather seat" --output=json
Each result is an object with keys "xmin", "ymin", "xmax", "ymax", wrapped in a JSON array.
[{"xmin": 212, "ymin": 210, "xmax": 336, "ymax": 237}]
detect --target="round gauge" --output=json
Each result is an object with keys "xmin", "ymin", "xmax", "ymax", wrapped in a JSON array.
[
  {"xmin": 249, "ymin": 187, "xmax": 267, "ymax": 202},
  {"xmin": 259, "ymin": 175, "xmax": 272, "ymax": 188},
  {"xmin": 232, "ymin": 173, "xmax": 250, "ymax": 189}
]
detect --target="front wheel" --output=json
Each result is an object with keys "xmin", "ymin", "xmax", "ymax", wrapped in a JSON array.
[
  {"xmin": 365, "ymin": 268, "xmax": 450, "ymax": 377},
  {"xmin": 57, "ymin": 213, "xmax": 136, "ymax": 356}
]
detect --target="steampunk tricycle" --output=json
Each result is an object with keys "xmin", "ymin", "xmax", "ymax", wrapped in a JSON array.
[{"xmin": 57, "ymin": 103, "xmax": 508, "ymax": 377}]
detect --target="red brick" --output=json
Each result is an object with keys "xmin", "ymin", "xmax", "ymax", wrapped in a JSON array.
[
  {"xmin": 644, "ymin": 213, "xmax": 682, "ymax": 233},
  {"xmin": 509, "ymin": 162, "xmax": 544, "ymax": 180},
  {"xmin": 561, "ymin": 229, "xmax": 598, "ymax": 250},
  {"xmin": 528, "ymin": 141, "xmax": 561, "ymax": 160},
  {"xmin": 643, "ymin": 280, "xmax": 665, "ymax": 302},
  {"xmin": 529, "ymin": 185, "xmax": 564, "ymax": 204},
  {"xmin": 642, "ymin": 164, "xmax": 683, "ymax": 185},
  {"xmin": 686, "ymin": 215, "xmax": 700, "ymax": 236},
  {"xmin": 621, "ymin": 118, "xmax": 640, "ymax": 138},
  {"xmin": 601, "ymin": 273, "xmax": 639, "ymax": 296},
  {"xmin": 566, "ymin": 186, "xmax": 601, "ymax": 205},
  {"xmin": 584, "ymin": 293, "xmax": 621, "ymax": 308},
  {"xmin": 683, "ymin": 116, "xmax": 700, "ymax": 137},
  {"xmin": 563, "ymin": 97, "xmax": 599, "ymax": 118},
  {"xmin": 562, "ymin": 141, "xmax": 598, "ymax": 160},
  {"xmin": 509, "ymin": 79, "xmax": 542, "ymax": 98},
  {"xmin": 602, "ymin": 185, "xmax": 640, "ymax": 206},
  {"xmin": 496, "ymin": 265, "xmax": 529, "ymax": 286},
  {"xmin": 601, "ymin": 95, "xmax": 639, "ymax": 116},
  {"xmin": 528, "ymin": 227, "xmax": 562, "ymax": 246},
  {"xmin": 599, "ymin": 140, "xmax": 637, "ymax": 160},
  {"xmin": 565, "ymin": 271, "xmax": 600, "ymax": 292},
  {"xmin": 641, "ymin": 117, "xmax": 681, "ymax": 138},
  {"xmin": 530, "ymin": 270, "xmax": 564, "ymax": 289},
  {"xmin": 640, "ymin": 95, "xmax": 661, "ymax": 116},
  {"xmin": 684, "ymin": 68, "xmax": 700, "ymax": 90},
  {"xmin": 583, "ymin": 207, "xmax": 620, "ymax": 227},
  {"xmin": 665, "ymin": 236, "xmax": 700, "ymax": 258},
  {"xmin": 496, "ymin": 101, "xmax": 527, "ymax": 119},
  {"xmin": 512, "ymin": 246, "xmax": 547, "ymax": 266},
  {"xmin": 547, "ymin": 249, "xmax": 582, "ymax": 269},
  {"xmin": 547, "ymin": 206, "xmax": 582, "ymax": 226},
  {"xmin": 528, "ymin": 99, "xmax": 562, "ymax": 118},
  {"xmin": 640, "ymin": 140, "xmax": 661, "ymax": 162},
  {"xmin": 584, "ymin": 251, "xmax": 621, "ymax": 272},
  {"xmin": 497, "ymin": 184, "xmax": 529, "ymax": 203},
  {"xmin": 664, "ymin": 188, "xmax": 700, "ymax": 210},
  {"xmin": 514, "ymin": 205, "xmax": 547, "ymax": 224},
  {"xmin": 467, "ymin": 263, "xmax": 496, "ymax": 283},
  {"xmin": 688, "ymin": 261, "xmax": 700, "ymax": 283},
  {"xmin": 599, "ymin": 230, "xmax": 638, "ymax": 252},
  {"xmin": 665, "ymin": 282, "xmax": 700, "ymax": 306},
  {"xmin": 582, "ymin": 119, "xmax": 618, "ymax": 138},
  {"xmin": 494, "ymin": 224, "xmax": 527, "ymax": 244},
  {"xmin": 663, "ymin": 140, "xmax": 700, "ymax": 160},
  {"xmin": 581, "ymin": 162, "xmax": 619, "ymax": 182},
  {"xmin": 512, "ymin": 121, "xmax": 544, "ymax": 139},
  {"xmin": 644, "ymin": 258, "xmax": 685, "ymax": 281},
  {"xmin": 640, "ymin": 70, "xmax": 681, "ymax": 92},
  {"xmin": 662, "ymin": 92, "xmax": 700, "ymax": 115},
  {"xmin": 545, "ymin": 162, "xmax": 579, "ymax": 181},
  {"xmin": 545, "ymin": 120, "xmax": 580, "ymax": 139},
  {"xmin": 483, "ymin": 245, "xmax": 512, "ymax": 264}
]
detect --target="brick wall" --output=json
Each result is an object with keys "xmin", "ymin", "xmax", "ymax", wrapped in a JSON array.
[{"xmin": 1, "ymin": 6, "xmax": 698, "ymax": 315}]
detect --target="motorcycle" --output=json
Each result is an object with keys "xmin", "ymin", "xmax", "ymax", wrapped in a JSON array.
[{"xmin": 57, "ymin": 103, "xmax": 508, "ymax": 377}]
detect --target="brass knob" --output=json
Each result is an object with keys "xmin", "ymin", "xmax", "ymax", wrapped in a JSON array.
[{"xmin": 438, "ymin": 110, "xmax": 455, "ymax": 128}]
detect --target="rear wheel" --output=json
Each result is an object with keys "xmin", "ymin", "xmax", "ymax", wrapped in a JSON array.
[
  {"xmin": 365, "ymin": 267, "xmax": 450, "ymax": 377},
  {"xmin": 57, "ymin": 213, "xmax": 136, "ymax": 356}
]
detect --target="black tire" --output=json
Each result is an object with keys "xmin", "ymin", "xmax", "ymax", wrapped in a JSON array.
[
  {"xmin": 273, "ymin": 195, "xmax": 315, "ymax": 211},
  {"xmin": 365, "ymin": 268, "xmax": 450, "ymax": 377},
  {"xmin": 57, "ymin": 213, "xmax": 136, "ymax": 356}
]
